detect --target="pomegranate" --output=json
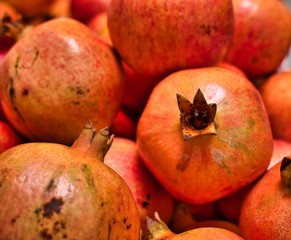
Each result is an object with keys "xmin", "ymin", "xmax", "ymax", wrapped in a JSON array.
[
  {"xmin": 104, "ymin": 137, "xmax": 175, "ymax": 238},
  {"xmin": 137, "ymin": 67, "xmax": 273, "ymax": 204},
  {"xmin": 0, "ymin": 122, "xmax": 141, "ymax": 239},
  {"xmin": 108, "ymin": 0, "xmax": 234, "ymax": 78},
  {"xmin": 239, "ymin": 157, "xmax": 291, "ymax": 240},
  {"xmin": 86, "ymin": 12, "xmax": 162, "ymax": 118},
  {"xmin": 0, "ymin": 120, "xmax": 23, "ymax": 153},
  {"xmin": 224, "ymin": 0, "xmax": 291, "ymax": 78},
  {"xmin": 259, "ymin": 71, "xmax": 291, "ymax": 142},
  {"xmin": 0, "ymin": 17, "xmax": 125, "ymax": 145},
  {"xmin": 146, "ymin": 212, "xmax": 244, "ymax": 240},
  {"xmin": 70, "ymin": 0, "xmax": 110, "ymax": 23}
]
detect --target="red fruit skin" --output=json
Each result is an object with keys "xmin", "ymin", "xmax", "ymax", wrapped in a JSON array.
[
  {"xmin": 137, "ymin": 67, "xmax": 273, "ymax": 204},
  {"xmin": 239, "ymin": 162, "xmax": 291, "ymax": 240},
  {"xmin": 104, "ymin": 137, "xmax": 175, "ymax": 238},
  {"xmin": 224, "ymin": 0, "xmax": 291, "ymax": 78},
  {"xmin": 108, "ymin": 0, "xmax": 234, "ymax": 78},
  {"xmin": 0, "ymin": 120, "xmax": 23, "ymax": 154},
  {"xmin": 0, "ymin": 18, "xmax": 125, "ymax": 145},
  {"xmin": 259, "ymin": 71, "xmax": 291, "ymax": 142},
  {"xmin": 110, "ymin": 111, "xmax": 136, "ymax": 140},
  {"xmin": 122, "ymin": 63, "xmax": 161, "ymax": 119},
  {"xmin": 70, "ymin": 0, "xmax": 110, "ymax": 23}
]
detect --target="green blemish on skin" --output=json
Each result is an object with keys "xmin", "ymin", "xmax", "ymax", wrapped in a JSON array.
[
  {"xmin": 211, "ymin": 148, "xmax": 232, "ymax": 177},
  {"xmin": 81, "ymin": 164, "xmax": 96, "ymax": 189}
]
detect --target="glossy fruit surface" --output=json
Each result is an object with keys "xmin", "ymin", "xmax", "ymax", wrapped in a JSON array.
[
  {"xmin": 0, "ymin": 17, "xmax": 125, "ymax": 145},
  {"xmin": 108, "ymin": 0, "xmax": 234, "ymax": 78},
  {"xmin": 137, "ymin": 67, "xmax": 273, "ymax": 204},
  {"xmin": 0, "ymin": 123, "xmax": 141, "ymax": 240}
]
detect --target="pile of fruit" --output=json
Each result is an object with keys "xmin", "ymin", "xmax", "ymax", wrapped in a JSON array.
[{"xmin": 0, "ymin": 0, "xmax": 290, "ymax": 239}]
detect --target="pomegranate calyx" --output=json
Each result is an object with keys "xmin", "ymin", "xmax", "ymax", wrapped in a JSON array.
[
  {"xmin": 145, "ymin": 212, "xmax": 175, "ymax": 240},
  {"xmin": 0, "ymin": 13, "xmax": 24, "ymax": 41},
  {"xmin": 72, "ymin": 120, "xmax": 114, "ymax": 161},
  {"xmin": 280, "ymin": 156, "xmax": 291, "ymax": 188},
  {"xmin": 177, "ymin": 88, "xmax": 217, "ymax": 140}
]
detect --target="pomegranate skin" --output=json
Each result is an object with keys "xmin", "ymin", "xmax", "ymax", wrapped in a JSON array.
[
  {"xmin": 0, "ymin": 126, "xmax": 141, "ymax": 240},
  {"xmin": 259, "ymin": 71, "xmax": 291, "ymax": 142},
  {"xmin": 224, "ymin": 0, "xmax": 291, "ymax": 78},
  {"xmin": 0, "ymin": 17, "xmax": 125, "ymax": 145},
  {"xmin": 104, "ymin": 137, "xmax": 175, "ymax": 236},
  {"xmin": 137, "ymin": 67, "xmax": 273, "ymax": 204},
  {"xmin": 239, "ymin": 161, "xmax": 291, "ymax": 240},
  {"xmin": 108, "ymin": 0, "xmax": 234, "ymax": 78}
]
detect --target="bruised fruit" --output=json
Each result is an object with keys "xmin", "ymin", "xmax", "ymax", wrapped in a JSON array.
[
  {"xmin": 239, "ymin": 157, "xmax": 291, "ymax": 240},
  {"xmin": 0, "ymin": 17, "xmax": 125, "ymax": 145},
  {"xmin": 0, "ymin": 122, "xmax": 141, "ymax": 240},
  {"xmin": 104, "ymin": 137, "xmax": 175, "ymax": 238},
  {"xmin": 137, "ymin": 67, "xmax": 273, "ymax": 204},
  {"xmin": 108, "ymin": 0, "xmax": 234, "ymax": 78}
]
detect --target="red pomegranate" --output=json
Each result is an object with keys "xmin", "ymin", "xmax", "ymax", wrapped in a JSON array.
[
  {"xmin": 104, "ymin": 137, "xmax": 175, "ymax": 238},
  {"xmin": 224, "ymin": 0, "xmax": 291, "ymax": 78},
  {"xmin": 0, "ymin": 122, "xmax": 141, "ymax": 239},
  {"xmin": 146, "ymin": 212, "xmax": 244, "ymax": 240},
  {"xmin": 108, "ymin": 0, "xmax": 234, "ymax": 78},
  {"xmin": 137, "ymin": 67, "xmax": 273, "ymax": 204},
  {"xmin": 0, "ymin": 17, "xmax": 125, "ymax": 145},
  {"xmin": 259, "ymin": 71, "xmax": 291, "ymax": 142},
  {"xmin": 239, "ymin": 157, "xmax": 291, "ymax": 240}
]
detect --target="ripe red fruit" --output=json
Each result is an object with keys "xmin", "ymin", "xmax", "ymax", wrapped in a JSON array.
[
  {"xmin": 0, "ymin": 122, "xmax": 141, "ymax": 239},
  {"xmin": 239, "ymin": 158, "xmax": 291, "ymax": 240},
  {"xmin": 104, "ymin": 137, "xmax": 175, "ymax": 239},
  {"xmin": 108, "ymin": 0, "xmax": 234, "ymax": 78},
  {"xmin": 224, "ymin": 0, "xmax": 291, "ymax": 78},
  {"xmin": 259, "ymin": 71, "xmax": 291, "ymax": 142},
  {"xmin": 137, "ymin": 67, "xmax": 273, "ymax": 204},
  {"xmin": 0, "ymin": 17, "xmax": 125, "ymax": 145}
]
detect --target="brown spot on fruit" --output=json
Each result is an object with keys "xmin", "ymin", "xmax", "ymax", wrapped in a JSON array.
[{"xmin": 43, "ymin": 197, "xmax": 64, "ymax": 218}]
